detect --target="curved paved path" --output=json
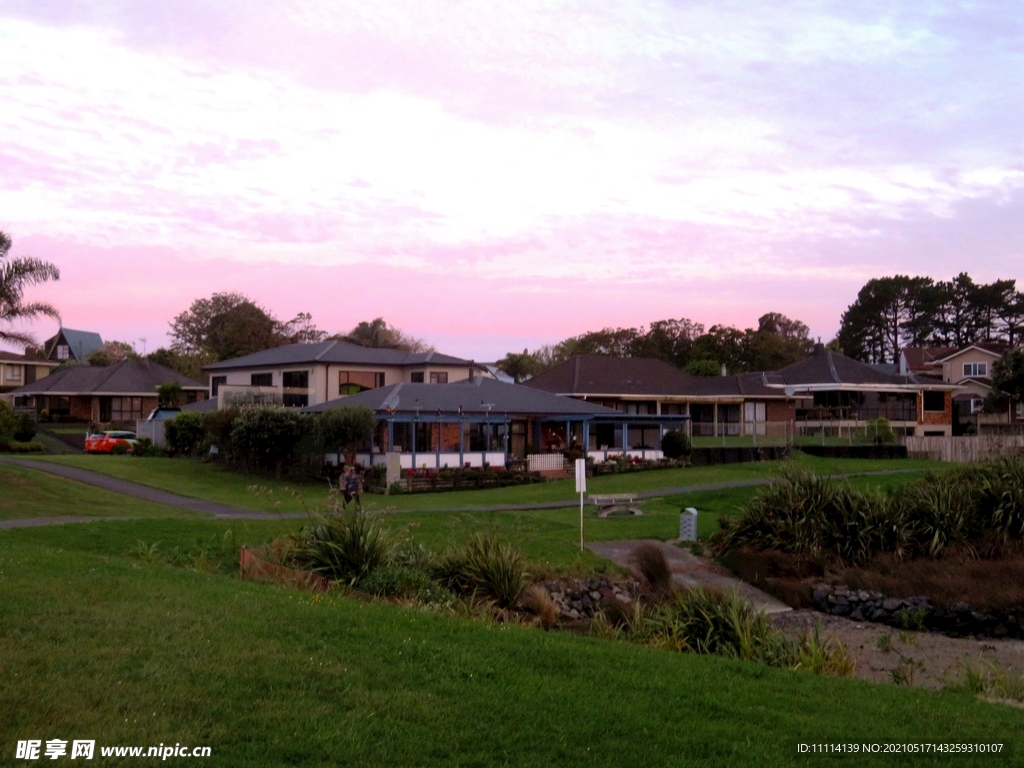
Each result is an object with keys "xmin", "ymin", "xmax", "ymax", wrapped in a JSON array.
[{"xmin": 1, "ymin": 456, "xmax": 925, "ymax": 528}]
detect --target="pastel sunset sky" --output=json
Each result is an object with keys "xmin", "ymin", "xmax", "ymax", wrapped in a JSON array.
[{"xmin": 1, "ymin": 1, "xmax": 1022, "ymax": 360}]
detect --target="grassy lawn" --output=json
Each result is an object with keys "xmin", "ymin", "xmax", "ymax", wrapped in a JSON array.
[
  {"xmin": 31, "ymin": 453, "xmax": 943, "ymax": 515},
  {"xmin": 0, "ymin": 463, "xmax": 199, "ymax": 522},
  {"xmin": 2, "ymin": 529, "xmax": 1019, "ymax": 767}
]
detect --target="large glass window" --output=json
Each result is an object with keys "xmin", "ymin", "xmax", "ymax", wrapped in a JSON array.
[
  {"xmin": 429, "ymin": 372, "xmax": 448, "ymax": 384},
  {"xmin": 339, "ymin": 370, "xmax": 384, "ymax": 394},
  {"xmin": 283, "ymin": 370, "xmax": 309, "ymax": 388},
  {"xmin": 923, "ymin": 391, "xmax": 946, "ymax": 412},
  {"xmin": 5, "ymin": 364, "xmax": 21, "ymax": 381},
  {"xmin": 410, "ymin": 372, "xmax": 425, "ymax": 383},
  {"xmin": 211, "ymin": 376, "xmax": 227, "ymax": 395},
  {"xmin": 251, "ymin": 373, "xmax": 273, "ymax": 387},
  {"xmin": 110, "ymin": 397, "xmax": 143, "ymax": 422},
  {"xmin": 282, "ymin": 393, "xmax": 309, "ymax": 408},
  {"xmin": 963, "ymin": 362, "xmax": 988, "ymax": 378}
]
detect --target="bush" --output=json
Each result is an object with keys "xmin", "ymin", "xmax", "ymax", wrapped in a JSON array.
[
  {"xmin": 866, "ymin": 417, "xmax": 895, "ymax": 444},
  {"xmin": 388, "ymin": 481, "xmax": 405, "ymax": 495},
  {"xmin": 12, "ymin": 411, "xmax": 36, "ymax": 442},
  {"xmin": 434, "ymin": 534, "xmax": 526, "ymax": 608},
  {"xmin": 660, "ymin": 429, "xmax": 691, "ymax": 459},
  {"xmin": 0, "ymin": 439, "xmax": 44, "ymax": 453},
  {"xmin": 311, "ymin": 406, "xmax": 377, "ymax": 457},
  {"xmin": 131, "ymin": 436, "xmax": 167, "ymax": 458},
  {"xmin": 201, "ymin": 406, "xmax": 240, "ymax": 459},
  {"xmin": 165, "ymin": 412, "xmax": 205, "ymax": 456},
  {"xmin": 358, "ymin": 564, "xmax": 451, "ymax": 604},
  {"xmin": 0, "ymin": 400, "xmax": 17, "ymax": 438},
  {"xmin": 630, "ymin": 543, "xmax": 673, "ymax": 596},
  {"xmin": 293, "ymin": 512, "xmax": 390, "ymax": 586},
  {"xmin": 111, "ymin": 443, "xmax": 130, "ymax": 455},
  {"xmin": 230, "ymin": 406, "xmax": 307, "ymax": 477}
]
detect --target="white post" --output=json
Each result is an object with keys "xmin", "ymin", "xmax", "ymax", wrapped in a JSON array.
[{"xmin": 575, "ymin": 458, "xmax": 587, "ymax": 551}]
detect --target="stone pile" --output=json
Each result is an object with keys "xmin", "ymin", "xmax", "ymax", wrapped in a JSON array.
[
  {"xmin": 812, "ymin": 584, "xmax": 1024, "ymax": 639},
  {"xmin": 543, "ymin": 576, "xmax": 638, "ymax": 620}
]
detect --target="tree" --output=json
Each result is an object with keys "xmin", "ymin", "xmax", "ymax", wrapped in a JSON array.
[
  {"xmin": 745, "ymin": 312, "xmax": 814, "ymax": 371},
  {"xmin": 229, "ymin": 406, "xmax": 307, "ymax": 478},
  {"xmin": 339, "ymin": 318, "xmax": 432, "ymax": 353},
  {"xmin": 684, "ymin": 359, "xmax": 721, "ymax": 377},
  {"xmin": 86, "ymin": 340, "xmax": 138, "ymax": 367},
  {"xmin": 0, "ymin": 231, "xmax": 60, "ymax": 347},
  {"xmin": 311, "ymin": 406, "xmax": 377, "ymax": 458},
  {"xmin": 989, "ymin": 349, "xmax": 1024, "ymax": 412},
  {"xmin": 836, "ymin": 276, "xmax": 937, "ymax": 363},
  {"xmin": 206, "ymin": 301, "xmax": 280, "ymax": 360},
  {"xmin": 157, "ymin": 382, "xmax": 184, "ymax": 407},
  {"xmin": 495, "ymin": 349, "xmax": 539, "ymax": 383}
]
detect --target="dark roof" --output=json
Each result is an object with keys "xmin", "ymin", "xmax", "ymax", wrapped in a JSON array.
[
  {"xmin": 0, "ymin": 350, "xmax": 57, "ymax": 364},
  {"xmin": 683, "ymin": 374, "xmax": 788, "ymax": 398},
  {"xmin": 900, "ymin": 346, "xmax": 955, "ymax": 371},
  {"xmin": 46, "ymin": 328, "xmax": 104, "ymax": 361},
  {"xmin": 304, "ymin": 377, "xmax": 619, "ymax": 417},
  {"xmin": 8, "ymin": 359, "xmax": 205, "ymax": 395},
  {"xmin": 524, "ymin": 356, "xmax": 696, "ymax": 396},
  {"xmin": 204, "ymin": 340, "xmax": 473, "ymax": 371},
  {"xmin": 182, "ymin": 397, "xmax": 220, "ymax": 413},
  {"xmin": 767, "ymin": 349, "xmax": 909, "ymax": 387},
  {"xmin": 931, "ymin": 343, "xmax": 1008, "ymax": 363}
]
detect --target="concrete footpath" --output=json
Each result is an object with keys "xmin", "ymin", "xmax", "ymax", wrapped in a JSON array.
[{"xmin": 587, "ymin": 539, "xmax": 792, "ymax": 614}]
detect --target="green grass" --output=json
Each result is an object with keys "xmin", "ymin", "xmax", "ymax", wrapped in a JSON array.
[
  {"xmin": 30, "ymin": 453, "xmax": 942, "ymax": 515},
  {"xmin": 2, "ymin": 529, "xmax": 1020, "ymax": 767},
  {"xmin": 0, "ymin": 463, "xmax": 198, "ymax": 521}
]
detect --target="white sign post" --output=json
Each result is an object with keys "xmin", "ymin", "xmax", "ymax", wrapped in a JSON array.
[{"xmin": 575, "ymin": 458, "xmax": 587, "ymax": 551}]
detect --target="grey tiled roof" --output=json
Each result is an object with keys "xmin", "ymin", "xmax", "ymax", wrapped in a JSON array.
[
  {"xmin": 304, "ymin": 377, "xmax": 619, "ymax": 416},
  {"xmin": 204, "ymin": 340, "xmax": 473, "ymax": 371},
  {"xmin": 8, "ymin": 359, "xmax": 205, "ymax": 395},
  {"xmin": 524, "ymin": 356, "xmax": 696, "ymax": 396}
]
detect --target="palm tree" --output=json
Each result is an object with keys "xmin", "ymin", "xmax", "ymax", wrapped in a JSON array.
[{"xmin": 0, "ymin": 231, "xmax": 60, "ymax": 347}]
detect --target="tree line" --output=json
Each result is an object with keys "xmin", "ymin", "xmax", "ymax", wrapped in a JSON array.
[{"xmin": 835, "ymin": 273, "xmax": 1024, "ymax": 364}]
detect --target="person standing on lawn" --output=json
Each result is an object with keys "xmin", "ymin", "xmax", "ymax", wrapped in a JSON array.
[{"xmin": 342, "ymin": 466, "xmax": 363, "ymax": 512}]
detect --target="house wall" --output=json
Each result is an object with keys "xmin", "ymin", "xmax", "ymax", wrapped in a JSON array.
[
  {"xmin": 941, "ymin": 350, "xmax": 1001, "ymax": 383},
  {"xmin": 917, "ymin": 391, "xmax": 952, "ymax": 436},
  {"xmin": 765, "ymin": 400, "xmax": 796, "ymax": 422}
]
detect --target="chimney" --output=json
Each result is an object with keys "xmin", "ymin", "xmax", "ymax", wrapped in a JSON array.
[
  {"xmin": 720, "ymin": 364, "xmax": 727, "ymax": 377},
  {"xmin": 468, "ymin": 360, "xmax": 475, "ymax": 382}
]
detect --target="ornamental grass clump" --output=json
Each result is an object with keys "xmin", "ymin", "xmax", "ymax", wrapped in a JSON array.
[
  {"xmin": 980, "ymin": 456, "xmax": 1024, "ymax": 542},
  {"xmin": 630, "ymin": 543, "xmax": 673, "ymax": 596},
  {"xmin": 434, "ymin": 533, "xmax": 526, "ymax": 608},
  {"xmin": 293, "ymin": 511, "xmax": 390, "ymax": 586}
]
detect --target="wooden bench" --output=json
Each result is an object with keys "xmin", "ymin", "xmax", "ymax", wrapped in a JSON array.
[{"xmin": 588, "ymin": 494, "xmax": 643, "ymax": 517}]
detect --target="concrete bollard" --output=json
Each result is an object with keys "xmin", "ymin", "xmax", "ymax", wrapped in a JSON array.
[{"xmin": 679, "ymin": 507, "xmax": 698, "ymax": 542}]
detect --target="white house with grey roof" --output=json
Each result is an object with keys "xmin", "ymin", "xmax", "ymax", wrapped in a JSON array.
[{"xmin": 203, "ymin": 340, "xmax": 493, "ymax": 409}]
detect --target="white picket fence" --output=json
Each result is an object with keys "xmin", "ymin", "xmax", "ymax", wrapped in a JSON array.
[
  {"xmin": 527, "ymin": 453, "xmax": 565, "ymax": 472},
  {"xmin": 903, "ymin": 435, "xmax": 1024, "ymax": 463}
]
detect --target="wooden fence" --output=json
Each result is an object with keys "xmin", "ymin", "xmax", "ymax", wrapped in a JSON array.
[{"xmin": 903, "ymin": 435, "xmax": 1024, "ymax": 463}]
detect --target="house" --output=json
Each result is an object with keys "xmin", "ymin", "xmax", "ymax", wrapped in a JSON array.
[
  {"xmin": 303, "ymin": 377, "xmax": 689, "ymax": 467},
  {"xmin": 203, "ymin": 340, "xmax": 494, "ymax": 409},
  {"xmin": 4, "ymin": 359, "xmax": 207, "ymax": 425},
  {"xmin": 760, "ymin": 346, "xmax": 959, "ymax": 437},
  {"xmin": 523, "ymin": 356, "xmax": 792, "ymax": 438},
  {"xmin": 42, "ymin": 328, "xmax": 104, "ymax": 363},
  {"xmin": 0, "ymin": 350, "xmax": 60, "ymax": 394}
]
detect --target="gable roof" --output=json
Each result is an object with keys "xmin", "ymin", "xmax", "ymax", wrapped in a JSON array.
[
  {"xmin": 760, "ymin": 349, "xmax": 956, "ymax": 390},
  {"xmin": 931, "ymin": 343, "xmax": 1007, "ymax": 364},
  {"xmin": 524, "ymin": 356, "xmax": 696, "ymax": 396},
  {"xmin": 204, "ymin": 339, "xmax": 473, "ymax": 371},
  {"xmin": 900, "ymin": 346, "xmax": 956, "ymax": 371},
  {"xmin": 8, "ymin": 359, "xmax": 205, "ymax": 396},
  {"xmin": 46, "ymin": 328, "xmax": 104, "ymax": 361},
  {"xmin": 305, "ymin": 377, "xmax": 618, "ymax": 417}
]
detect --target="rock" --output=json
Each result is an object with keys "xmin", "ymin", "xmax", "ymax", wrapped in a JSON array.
[
  {"xmin": 834, "ymin": 586, "xmax": 850, "ymax": 597},
  {"xmin": 882, "ymin": 598, "xmax": 901, "ymax": 611},
  {"xmin": 850, "ymin": 607, "xmax": 864, "ymax": 621},
  {"xmin": 812, "ymin": 587, "xmax": 829, "ymax": 605},
  {"xmin": 568, "ymin": 609, "xmax": 580, "ymax": 619},
  {"xmin": 590, "ymin": 591, "xmax": 602, "ymax": 601},
  {"xmin": 858, "ymin": 590, "xmax": 871, "ymax": 601},
  {"xmin": 581, "ymin": 596, "xmax": 593, "ymax": 612},
  {"xmin": 869, "ymin": 609, "xmax": 886, "ymax": 621}
]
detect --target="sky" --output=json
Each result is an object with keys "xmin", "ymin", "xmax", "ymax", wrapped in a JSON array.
[{"xmin": 1, "ymin": 1, "xmax": 1022, "ymax": 360}]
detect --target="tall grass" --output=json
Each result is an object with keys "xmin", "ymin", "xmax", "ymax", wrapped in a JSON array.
[
  {"xmin": 293, "ymin": 511, "xmax": 390, "ymax": 585},
  {"xmin": 717, "ymin": 457, "xmax": 1024, "ymax": 563},
  {"xmin": 434, "ymin": 533, "xmax": 527, "ymax": 608}
]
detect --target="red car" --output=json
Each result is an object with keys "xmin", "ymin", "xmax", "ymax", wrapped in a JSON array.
[{"xmin": 85, "ymin": 430, "xmax": 138, "ymax": 454}]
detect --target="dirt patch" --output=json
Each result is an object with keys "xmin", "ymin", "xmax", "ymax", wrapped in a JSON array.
[
  {"xmin": 721, "ymin": 546, "xmax": 1024, "ymax": 611},
  {"xmin": 774, "ymin": 610, "xmax": 1024, "ymax": 690}
]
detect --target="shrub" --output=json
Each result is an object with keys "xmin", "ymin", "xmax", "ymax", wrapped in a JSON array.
[
  {"xmin": 519, "ymin": 584, "xmax": 559, "ymax": 629},
  {"xmin": 12, "ymin": 411, "xmax": 36, "ymax": 442},
  {"xmin": 0, "ymin": 439, "xmax": 44, "ymax": 453},
  {"xmin": 310, "ymin": 406, "xmax": 377, "ymax": 457},
  {"xmin": 660, "ymin": 429, "xmax": 691, "ymax": 459},
  {"xmin": 229, "ymin": 406, "xmax": 307, "ymax": 477},
  {"xmin": 131, "ymin": 436, "xmax": 167, "ymax": 458},
  {"xmin": 434, "ymin": 534, "xmax": 526, "ymax": 608},
  {"xmin": 388, "ymin": 481, "xmax": 405, "ymax": 496},
  {"xmin": 165, "ymin": 412, "xmax": 205, "ymax": 456},
  {"xmin": 111, "ymin": 443, "xmax": 130, "ymax": 455},
  {"xmin": 201, "ymin": 406, "xmax": 240, "ymax": 460},
  {"xmin": 630, "ymin": 543, "xmax": 673, "ymax": 596},
  {"xmin": 980, "ymin": 456, "xmax": 1024, "ymax": 541},
  {"xmin": 866, "ymin": 417, "xmax": 895, "ymax": 444},
  {"xmin": 0, "ymin": 400, "xmax": 17, "ymax": 438},
  {"xmin": 293, "ymin": 512, "xmax": 390, "ymax": 586}
]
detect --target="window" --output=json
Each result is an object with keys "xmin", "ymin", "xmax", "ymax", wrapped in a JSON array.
[
  {"xmin": 1017, "ymin": 402, "xmax": 1024, "ymax": 420},
  {"xmin": 339, "ymin": 370, "xmax": 384, "ymax": 395},
  {"xmin": 251, "ymin": 373, "xmax": 273, "ymax": 387},
  {"xmin": 410, "ymin": 372, "xmax": 425, "ymax": 383},
  {"xmin": 282, "ymin": 393, "xmax": 309, "ymax": 408},
  {"xmin": 922, "ymin": 391, "xmax": 946, "ymax": 412},
  {"xmin": 969, "ymin": 398, "xmax": 984, "ymax": 414},
  {"xmin": 282, "ymin": 370, "xmax": 309, "ymax": 389},
  {"xmin": 963, "ymin": 362, "xmax": 988, "ymax": 378},
  {"xmin": 429, "ymin": 372, "xmax": 448, "ymax": 384},
  {"xmin": 5, "ymin": 364, "xmax": 21, "ymax": 381},
  {"xmin": 110, "ymin": 397, "xmax": 143, "ymax": 422},
  {"xmin": 211, "ymin": 376, "xmax": 227, "ymax": 396},
  {"xmin": 56, "ymin": 344, "xmax": 69, "ymax": 360}
]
